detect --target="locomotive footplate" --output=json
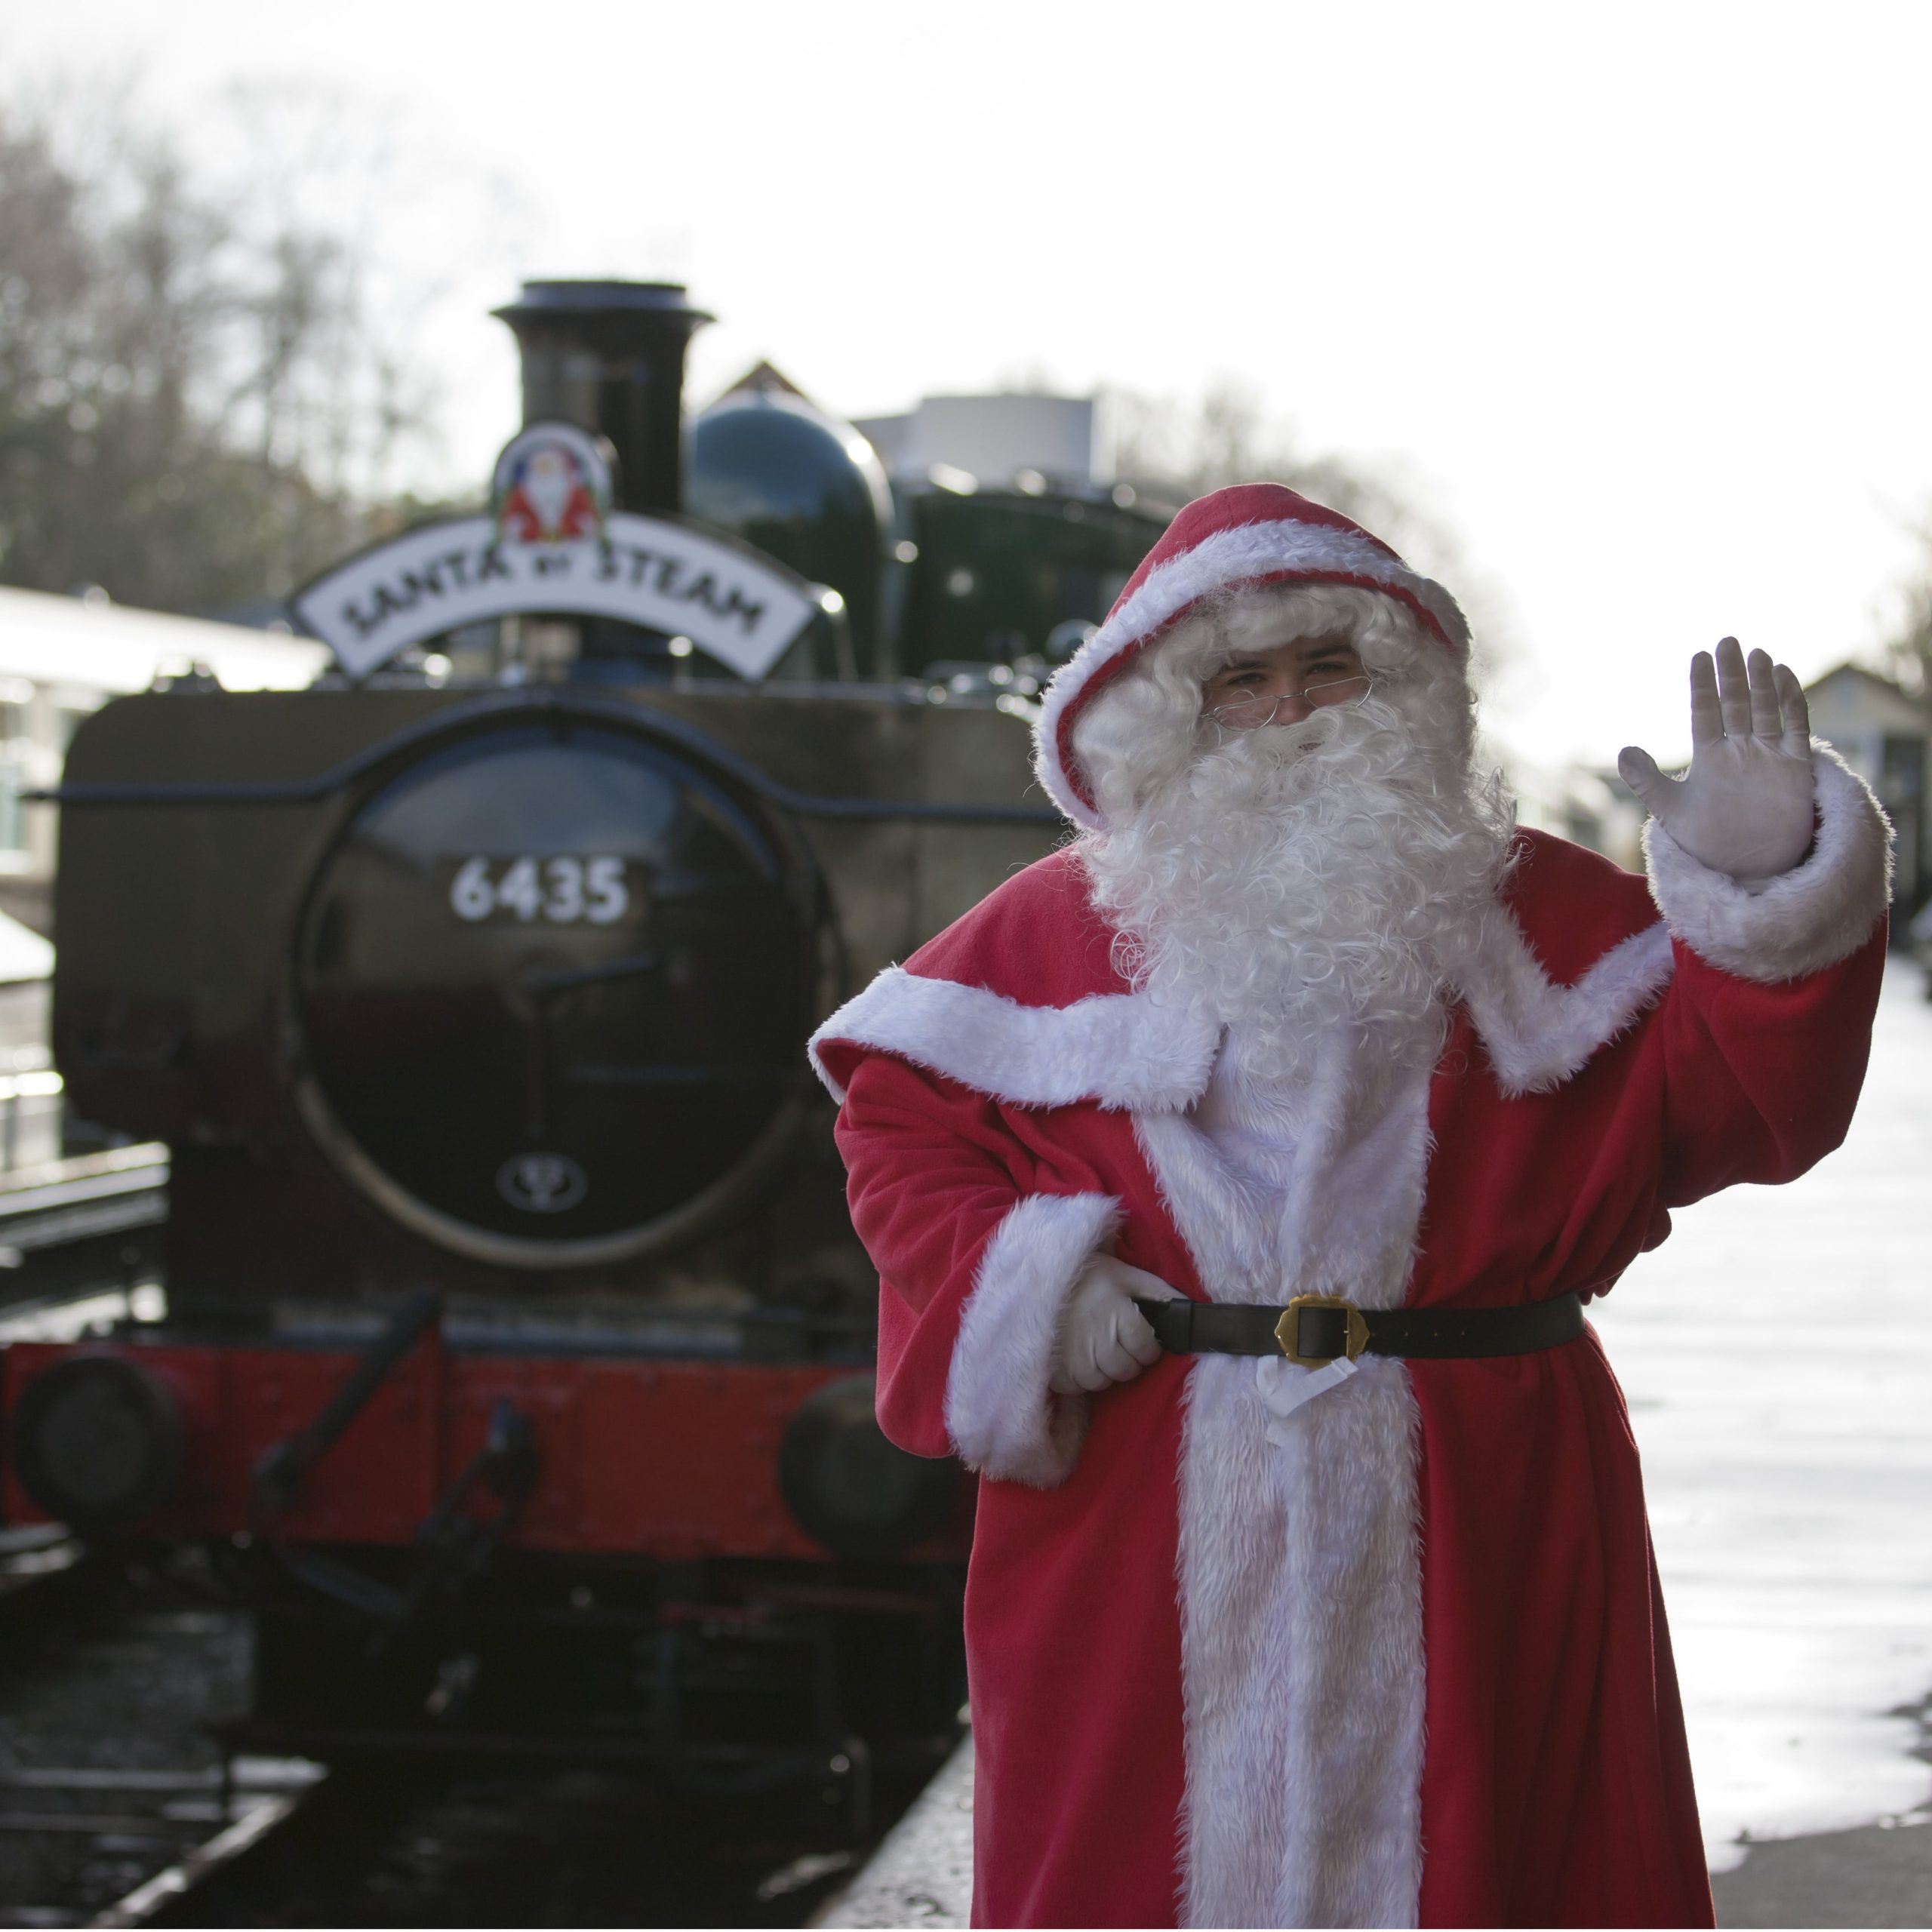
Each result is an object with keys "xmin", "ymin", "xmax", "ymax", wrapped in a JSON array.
[{"xmin": 2, "ymin": 1323, "xmax": 969, "ymax": 1564}]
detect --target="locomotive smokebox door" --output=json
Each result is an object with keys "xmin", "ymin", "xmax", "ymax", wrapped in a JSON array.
[{"xmin": 294, "ymin": 709, "xmax": 817, "ymax": 1268}]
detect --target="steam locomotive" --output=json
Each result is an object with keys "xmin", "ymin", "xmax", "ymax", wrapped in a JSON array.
[{"xmin": 0, "ymin": 283, "xmax": 1163, "ymax": 1804}]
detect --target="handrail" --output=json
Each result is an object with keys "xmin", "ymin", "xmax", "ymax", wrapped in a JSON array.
[{"xmin": 26, "ymin": 687, "xmax": 1064, "ymax": 828}]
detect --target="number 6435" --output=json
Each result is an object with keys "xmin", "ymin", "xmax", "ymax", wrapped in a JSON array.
[{"xmin": 448, "ymin": 855, "xmax": 631, "ymax": 925}]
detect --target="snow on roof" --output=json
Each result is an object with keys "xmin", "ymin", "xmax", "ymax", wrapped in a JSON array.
[{"xmin": 0, "ymin": 586, "xmax": 328, "ymax": 696}]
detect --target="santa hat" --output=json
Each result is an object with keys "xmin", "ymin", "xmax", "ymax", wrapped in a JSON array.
[{"xmin": 1035, "ymin": 482, "xmax": 1470, "ymax": 829}]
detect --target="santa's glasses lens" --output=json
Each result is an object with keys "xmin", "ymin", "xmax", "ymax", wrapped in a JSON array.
[{"xmin": 1206, "ymin": 675, "xmax": 1374, "ymax": 729}]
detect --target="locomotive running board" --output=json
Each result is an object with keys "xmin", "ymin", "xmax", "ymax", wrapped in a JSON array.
[{"xmin": 30, "ymin": 688, "xmax": 1063, "ymax": 826}]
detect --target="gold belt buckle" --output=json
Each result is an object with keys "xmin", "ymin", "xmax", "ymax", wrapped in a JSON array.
[{"xmin": 1275, "ymin": 1294, "xmax": 1371, "ymax": 1370}]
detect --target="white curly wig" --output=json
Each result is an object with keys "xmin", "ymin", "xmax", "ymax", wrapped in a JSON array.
[{"xmin": 1072, "ymin": 581, "xmax": 1513, "ymax": 1095}]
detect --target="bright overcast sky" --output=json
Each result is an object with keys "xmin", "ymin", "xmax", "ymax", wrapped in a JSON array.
[{"xmin": 8, "ymin": 0, "xmax": 1932, "ymax": 769}]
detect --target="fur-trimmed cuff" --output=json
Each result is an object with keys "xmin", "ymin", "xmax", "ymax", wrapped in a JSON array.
[
  {"xmin": 1644, "ymin": 744, "xmax": 1893, "ymax": 983},
  {"xmin": 943, "ymin": 1192, "xmax": 1119, "ymax": 1488}
]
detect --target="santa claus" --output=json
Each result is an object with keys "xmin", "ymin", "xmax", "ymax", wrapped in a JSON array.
[
  {"xmin": 809, "ymin": 484, "xmax": 1891, "ymax": 1928},
  {"xmin": 497, "ymin": 444, "xmax": 601, "ymax": 543}
]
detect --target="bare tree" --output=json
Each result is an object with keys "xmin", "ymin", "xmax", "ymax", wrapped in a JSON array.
[
  {"xmin": 0, "ymin": 79, "xmax": 472, "ymax": 614},
  {"xmin": 1107, "ymin": 377, "xmax": 1517, "ymax": 666},
  {"xmin": 1878, "ymin": 518, "xmax": 1932, "ymax": 699}
]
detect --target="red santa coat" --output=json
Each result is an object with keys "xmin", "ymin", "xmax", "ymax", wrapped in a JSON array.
[{"xmin": 811, "ymin": 749, "xmax": 1890, "ymax": 1930}]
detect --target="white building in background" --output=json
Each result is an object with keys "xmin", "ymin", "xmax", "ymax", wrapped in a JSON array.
[
  {"xmin": 1803, "ymin": 661, "xmax": 1927, "ymax": 918},
  {"xmin": 853, "ymin": 393, "xmax": 1107, "ymax": 491},
  {"xmin": 1500, "ymin": 749, "xmax": 1646, "ymax": 872},
  {"xmin": 0, "ymin": 586, "xmax": 328, "ymax": 936}
]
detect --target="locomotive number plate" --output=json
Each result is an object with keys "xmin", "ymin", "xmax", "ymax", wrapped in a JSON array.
[{"xmin": 442, "ymin": 854, "xmax": 642, "ymax": 926}]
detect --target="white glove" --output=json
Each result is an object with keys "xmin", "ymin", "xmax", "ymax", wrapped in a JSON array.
[
  {"xmin": 1048, "ymin": 1254, "xmax": 1180, "ymax": 1395},
  {"xmin": 1617, "ymin": 636, "xmax": 1815, "ymax": 883}
]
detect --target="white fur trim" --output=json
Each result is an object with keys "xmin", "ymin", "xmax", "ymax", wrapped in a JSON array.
[
  {"xmin": 1643, "ymin": 744, "xmax": 1893, "ymax": 983},
  {"xmin": 1036, "ymin": 518, "xmax": 1471, "ymax": 829},
  {"xmin": 1135, "ymin": 1044, "xmax": 1435, "ymax": 1926},
  {"xmin": 943, "ymin": 1192, "xmax": 1118, "ymax": 1487},
  {"xmin": 811, "ymin": 910, "xmax": 1675, "ymax": 1118},
  {"xmin": 1176, "ymin": 1356, "xmax": 1426, "ymax": 1928},
  {"xmin": 1456, "ymin": 913, "xmax": 1676, "ymax": 1097},
  {"xmin": 1135, "ymin": 1051, "xmax": 1436, "ymax": 1312},
  {"xmin": 808, "ymin": 967, "xmax": 1221, "ymax": 1110}
]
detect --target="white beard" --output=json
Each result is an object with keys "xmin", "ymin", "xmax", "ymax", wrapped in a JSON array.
[
  {"xmin": 1080, "ymin": 682, "xmax": 1513, "ymax": 1110},
  {"xmin": 526, "ymin": 457, "xmax": 574, "ymax": 534}
]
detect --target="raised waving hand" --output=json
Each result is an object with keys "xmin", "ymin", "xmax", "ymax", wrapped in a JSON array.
[{"xmin": 1617, "ymin": 636, "xmax": 1815, "ymax": 882}]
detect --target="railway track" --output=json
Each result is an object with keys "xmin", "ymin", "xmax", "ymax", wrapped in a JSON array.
[
  {"xmin": 0, "ymin": 1525, "xmax": 916, "ymax": 1927},
  {"xmin": 0, "ymin": 1526, "xmax": 87, "ymax": 1608},
  {"xmin": 0, "ymin": 1760, "xmax": 321, "ymax": 1930},
  {"xmin": 85, "ymin": 1761, "xmax": 868, "ymax": 1927},
  {"xmin": 0, "ymin": 1530, "xmax": 263, "ymax": 1929},
  {"xmin": 5, "ymin": 1740, "xmax": 872, "ymax": 1927},
  {"xmin": 0, "ymin": 1146, "xmax": 167, "ymax": 1324}
]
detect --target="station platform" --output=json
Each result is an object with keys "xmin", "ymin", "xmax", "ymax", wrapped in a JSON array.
[
  {"xmin": 817, "ymin": 1731, "xmax": 1932, "ymax": 1928},
  {"xmin": 817, "ymin": 1737, "xmax": 971, "ymax": 1927}
]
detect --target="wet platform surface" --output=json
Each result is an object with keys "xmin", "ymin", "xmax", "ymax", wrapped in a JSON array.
[
  {"xmin": 818, "ymin": 1740, "xmax": 971, "ymax": 1927},
  {"xmin": 1595, "ymin": 952, "xmax": 1932, "ymax": 1916}
]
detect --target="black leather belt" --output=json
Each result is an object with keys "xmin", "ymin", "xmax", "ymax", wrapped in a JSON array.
[{"xmin": 1131, "ymin": 1291, "xmax": 1584, "ymax": 1369}]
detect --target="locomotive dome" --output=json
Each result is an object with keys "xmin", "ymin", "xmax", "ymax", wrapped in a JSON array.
[{"xmin": 689, "ymin": 380, "xmax": 894, "ymax": 675}]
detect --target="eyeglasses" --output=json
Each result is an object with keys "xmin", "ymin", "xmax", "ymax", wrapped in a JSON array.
[{"xmin": 1203, "ymin": 673, "xmax": 1374, "ymax": 730}]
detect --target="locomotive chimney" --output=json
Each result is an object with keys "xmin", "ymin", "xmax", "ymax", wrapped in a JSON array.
[{"xmin": 492, "ymin": 281, "xmax": 712, "ymax": 515}]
